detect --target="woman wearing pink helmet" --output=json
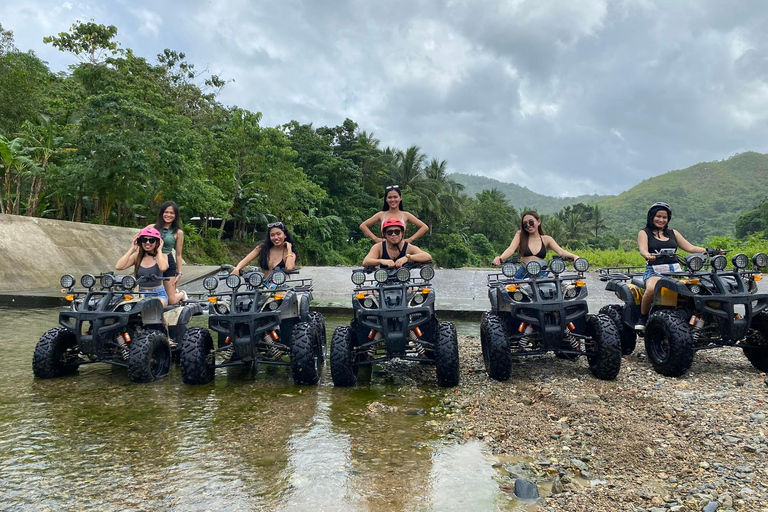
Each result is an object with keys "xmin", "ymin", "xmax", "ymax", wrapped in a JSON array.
[
  {"xmin": 115, "ymin": 226, "xmax": 186, "ymax": 306},
  {"xmin": 360, "ymin": 185, "xmax": 429, "ymax": 244},
  {"xmin": 362, "ymin": 218, "xmax": 432, "ymax": 268}
]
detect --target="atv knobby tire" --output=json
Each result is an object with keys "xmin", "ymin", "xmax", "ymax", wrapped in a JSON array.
[
  {"xmin": 330, "ymin": 326, "xmax": 357, "ymax": 386},
  {"xmin": 291, "ymin": 322, "xmax": 320, "ymax": 385},
  {"xmin": 180, "ymin": 327, "xmax": 215, "ymax": 385},
  {"xmin": 480, "ymin": 312, "xmax": 511, "ymax": 381},
  {"xmin": 744, "ymin": 312, "xmax": 768, "ymax": 372},
  {"xmin": 435, "ymin": 321, "xmax": 460, "ymax": 387},
  {"xmin": 585, "ymin": 314, "xmax": 622, "ymax": 380},
  {"xmin": 599, "ymin": 304, "xmax": 637, "ymax": 355},
  {"xmin": 33, "ymin": 327, "xmax": 79, "ymax": 379},
  {"xmin": 308, "ymin": 311, "xmax": 327, "ymax": 363},
  {"xmin": 128, "ymin": 329, "xmax": 171, "ymax": 383},
  {"xmin": 644, "ymin": 310, "xmax": 695, "ymax": 377}
]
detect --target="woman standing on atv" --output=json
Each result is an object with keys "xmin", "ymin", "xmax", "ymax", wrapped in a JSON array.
[
  {"xmin": 360, "ymin": 185, "xmax": 429, "ymax": 244},
  {"xmin": 493, "ymin": 211, "xmax": 579, "ymax": 278},
  {"xmin": 231, "ymin": 222, "xmax": 298, "ymax": 276},
  {"xmin": 362, "ymin": 218, "xmax": 432, "ymax": 268},
  {"xmin": 150, "ymin": 201, "xmax": 185, "ymax": 301},
  {"xmin": 116, "ymin": 227, "xmax": 186, "ymax": 306},
  {"xmin": 636, "ymin": 202, "xmax": 708, "ymax": 330}
]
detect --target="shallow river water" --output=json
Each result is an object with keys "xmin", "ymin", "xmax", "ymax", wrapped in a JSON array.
[{"xmin": 0, "ymin": 308, "xmax": 535, "ymax": 512}]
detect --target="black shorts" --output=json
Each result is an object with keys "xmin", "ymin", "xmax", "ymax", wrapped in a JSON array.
[{"xmin": 163, "ymin": 253, "xmax": 178, "ymax": 278}]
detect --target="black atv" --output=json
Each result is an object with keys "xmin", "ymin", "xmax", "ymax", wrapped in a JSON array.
[
  {"xmin": 33, "ymin": 272, "xmax": 203, "ymax": 383},
  {"xmin": 481, "ymin": 258, "xmax": 621, "ymax": 381},
  {"xmin": 599, "ymin": 250, "xmax": 768, "ymax": 377},
  {"xmin": 180, "ymin": 265, "xmax": 326, "ymax": 386},
  {"xmin": 330, "ymin": 264, "xmax": 459, "ymax": 387}
]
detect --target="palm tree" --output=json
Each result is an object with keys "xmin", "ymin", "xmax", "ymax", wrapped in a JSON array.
[
  {"xmin": 385, "ymin": 145, "xmax": 440, "ymax": 218},
  {"xmin": 591, "ymin": 205, "xmax": 609, "ymax": 238},
  {"xmin": 21, "ymin": 115, "xmax": 72, "ymax": 216},
  {"xmin": 0, "ymin": 136, "xmax": 38, "ymax": 215}
]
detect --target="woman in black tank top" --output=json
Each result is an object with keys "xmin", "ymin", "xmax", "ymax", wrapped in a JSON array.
[
  {"xmin": 362, "ymin": 218, "xmax": 432, "ymax": 268},
  {"xmin": 232, "ymin": 222, "xmax": 299, "ymax": 276},
  {"xmin": 635, "ymin": 202, "xmax": 708, "ymax": 330}
]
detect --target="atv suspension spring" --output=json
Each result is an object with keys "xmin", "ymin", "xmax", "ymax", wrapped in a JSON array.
[
  {"xmin": 263, "ymin": 333, "xmax": 286, "ymax": 359},
  {"xmin": 222, "ymin": 344, "xmax": 235, "ymax": 361},
  {"xmin": 116, "ymin": 333, "xmax": 130, "ymax": 361},
  {"xmin": 565, "ymin": 333, "xmax": 581, "ymax": 351},
  {"xmin": 406, "ymin": 330, "xmax": 426, "ymax": 357}
]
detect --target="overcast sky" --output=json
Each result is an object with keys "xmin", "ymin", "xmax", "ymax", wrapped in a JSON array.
[{"xmin": 3, "ymin": 0, "xmax": 768, "ymax": 197}]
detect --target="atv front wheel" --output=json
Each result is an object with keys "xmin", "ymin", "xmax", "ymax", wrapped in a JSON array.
[
  {"xmin": 308, "ymin": 311, "xmax": 327, "ymax": 363},
  {"xmin": 128, "ymin": 329, "xmax": 171, "ymax": 383},
  {"xmin": 585, "ymin": 314, "xmax": 622, "ymax": 380},
  {"xmin": 435, "ymin": 321, "xmax": 460, "ymax": 387},
  {"xmin": 180, "ymin": 327, "xmax": 215, "ymax": 385},
  {"xmin": 743, "ymin": 313, "xmax": 768, "ymax": 372},
  {"xmin": 599, "ymin": 304, "xmax": 637, "ymax": 355},
  {"xmin": 644, "ymin": 310, "xmax": 694, "ymax": 377},
  {"xmin": 480, "ymin": 312, "xmax": 511, "ymax": 381},
  {"xmin": 330, "ymin": 326, "xmax": 357, "ymax": 386},
  {"xmin": 291, "ymin": 322, "xmax": 320, "ymax": 385},
  {"xmin": 33, "ymin": 327, "xmax": 80, "ymax": 378}
]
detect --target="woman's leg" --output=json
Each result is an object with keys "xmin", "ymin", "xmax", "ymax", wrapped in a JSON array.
[
  {"xmin": 641, "ymin": 276, "xmax": 660, "ymax": 315},
  {"xmin": 163, "ymin": 280, "xmax": 186, "ymax": 305}
]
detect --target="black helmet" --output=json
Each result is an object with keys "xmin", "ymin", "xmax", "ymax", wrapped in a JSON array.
[{"xmin": 647, "ymin": 202, "xmax": 671, "ymax": 225}]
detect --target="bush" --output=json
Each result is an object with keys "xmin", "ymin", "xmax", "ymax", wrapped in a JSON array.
[{"xmin": 427, "ymin": 233, "xmax": 473, "ymax": 268}]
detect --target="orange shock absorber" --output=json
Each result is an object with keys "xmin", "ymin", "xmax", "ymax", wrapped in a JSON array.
[
  {"xmin": 689, "ymin": 315, "xmax": 698, "ymax": 326},
  {"xmin": 368, "ymin": 329, "xmax": 377, "ymax": 339},
  {"xmin": 567, "ymin": 322, "xmax": 576, "ymax": 331},
  {"xmin": 123, "ymin": 332, "xmax": 132, "ymax": 343},
  {"xmin": 413, "ymin": 326, "xmax": 423, "ymax": 337},
  {"xmin": 224, "ymin": 336, "xmax": 231, "ymax": 344},
  {"xmin": 270, "ymin": 330, "xmax": 279, "ymax": 340},
  {"xmin": 518, "ymin": 322, "xmax": 527, "ymax": 332}
]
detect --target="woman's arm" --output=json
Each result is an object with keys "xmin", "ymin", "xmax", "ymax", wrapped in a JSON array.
[
  {"xmin": 544, "ymin": 236, "xmax": 579, "ymax": 260},
  {"xmin": 232, "ymin": 246, "xmax": 262, "ymax": 275},
  {"xmin": 637, "ymin": 230, "xmax": 654, "ymax": 261},
  {"xmin": 360, "ymin": 212, "xmax": 384, "ymax": 243},
  {"xmin": 403, "ymin": 212, "xmax": 429, "ymax": 243},
  {"xmin": 116, "ymin": 236, "xmax": 139, "ymax": 270},
  {"xmin": 283, "ymin": 242, "xmax": 296, "ymax": 270},
  {"xmin": 363, "ymin": 243, "xmax": 394, "ymax": 267},
  {"xmin": 673, "ymin": 230, "xmax": 706, "ymax": 254},
  {"xmin": 175, "ymin": 229, "xmax": 184, "ymax": 277},
  {"xmin": 493, "ymin": 231, "xmax": 521, "ymax": 265},
  {"xmin": 395, "ymin": 244, "xmax": 432, "ymax": 267}
]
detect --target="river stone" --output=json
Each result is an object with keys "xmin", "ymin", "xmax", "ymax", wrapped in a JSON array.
[
  {"xmin": 703, "ymin": 501, "xmax": 719, "ymax": 512},
  {"xmin": 514, "ymin": 479, "xmax": 539, "ymax": 500},
  {"xmin": 570, "ymin": 458, "xmax": 588, "ymax": 471},
  {"xmin": 551, "ymin": 478, "xmax": 565, "ymax": 494}
]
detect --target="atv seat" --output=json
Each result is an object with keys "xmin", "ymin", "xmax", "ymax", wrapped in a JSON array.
[
  {"xmin": 293, "ymin": 284, "xmax": 312, "ymax": 293},
  {"xmin": 631, "ymin": 276, "xmax": 646, "ymax": 289}
]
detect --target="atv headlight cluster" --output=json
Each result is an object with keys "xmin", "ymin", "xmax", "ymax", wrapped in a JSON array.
[
  {"xmin": 711, "ymin": 255, "xmax": 727, "ymax": 271},
  {"xmin": 526, "ymin": 261, "xmax": 542, "ymax": 276},
  {"xmin": 513, "ymin": 291, "xmax": 524, "ymax": 301},
  {"xmin": 226, "ymin": 274, "xmax": 241, "ymax": 289},
  {"xmin": 271, "ymin": 271, "xmax": 287, "ymax": 286},
  {"xmin": 412, "ymin": 292, "xmax": 425, "ymax": 305},
  {"xmin": 564, "ymin": 287, "xmax": 578, "ymax": 299},
  {"xmin": 121, "ymin": 303, "xmax": 134, "ymax": 312},
  {"xmin": 247, "ymin": 271, "xmax": 265, "ymax": 288},
  {"xmin": 396, "ymin": 267, "xmax": 410, "ymax": 282},
  {"xmin": 214, "ymin": 303, "xmax": 230, "ymax": 315},
  {"xmin": 687, "ymin": 254, "xmax": 704, "ymax": 272},
  {"xmin": 689, "ymin": 284, "xmax": 702, "ymax": 294},
  {"xmin": 268, "ymin": 299, "xmax": 280, "ymax": 310},
  {"xmin": 121, "ymin": 275, "xmax": 136, "ymax": 290},
  {"xmin": 363, "ymin": 297, "xmax": 375, "ymax": 308},
  {"xmin": 81, "ymin": 274, "xmax": 96, "ymax": 289},
  {"xmin": 732, "ymin": 253, "xmax": 749, "ymax": 270},
  {"xmin": 573, "ymin": 258, "xmax": 589, "ymax": 273},
  {"xmin": 60, "ymin": 274, "xmax": 75, "ymax": 289},
  {"xmin": 420, "ymin": 266, "xmax": 435, "ymax": 281},
  {"xmin": 549, "ymin": 259, "xmax": 566, "ymax": 274},
  {"xmin": 753, "ymin": 252, "xmax": 768, "ymax": 268},
  {"xmin": 100, "ymin": 274, "xmax": 115, "ymax": 289},
  {"xmin": 351, "ymin": 270, "xmax": 366, "ymax": 285},
  {"xmin": 502, "ymin": 263, "xmax": 517, "ymax": 278},
  {"xmin": 374, "ymin": 269, "xmax": 389, "ymax": 283},
  {"xmin": 203, "ymin": 276, "xmax": 218, "ymax": 291}
]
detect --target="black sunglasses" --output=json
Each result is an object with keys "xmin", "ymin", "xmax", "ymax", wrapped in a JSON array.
[
  {"xmin": 523, "ymin": 220, "xmax": 536, "ymax": 228},
  {"xmin": 139, "ymin": 237, "xmax": 158, "ymax": 244},
  {"xmin": 268, "ymin": 222, "xmax": 285, "ymax": 229},
  {"xmin": 385, "ymin": 185, "xmax": 400, "ymax": 191},
  {"xmin": 385, "ymin": 229, "xmax": 402, "ymax": 236}
]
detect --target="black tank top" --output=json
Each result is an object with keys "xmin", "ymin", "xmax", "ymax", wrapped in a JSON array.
[
  {"xmin": 136, "ymin": 262, "xmax": 162, "ymax": 288},
  {"xmin": 644, "ymin": 228, "xmax": 678, "ymax": 264},
  {"xmin": 381, "ymin": 241, "xmax": 409, "ymax": 262},
  {"xmin": 522, "ymin": 237, "xmax": 547, "ymax": 259}
]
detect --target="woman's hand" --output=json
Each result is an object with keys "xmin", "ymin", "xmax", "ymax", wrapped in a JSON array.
[
  {"xmin": 493, "ymin": 256, "xmax": 502, "ymax": 266},
  {"xmin": 644, "ymin": 252, "xmax": 656, "ymax": 262},
  {"xmin": 231, "ymin": 268, "xmax": 240, "ymax": 276},
  {"xmin": 157, "ymin": 237, "xmax": 164, "ymax": 252},
  {"xmin": 380, "ymin": 259, "xmax": 396, "ymax": 268},
  {"xmin": 284, "ymin": 241, "xmax": 292, "ymax": 253},
  {"xmin": 394, "ymin": 256, "xmax": 408, "ymax": 268},
  {"xmin": 131, "ymin": 234, "xmax": 140, "ymax": 253},
  {"xmin": 374, "ymin": 237, "xmax": 383, "ymax": 243}
]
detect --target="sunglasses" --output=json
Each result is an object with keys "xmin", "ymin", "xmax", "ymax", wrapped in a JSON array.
[
  {"xmin": 139, "ymin": 237, "xmax": 158, "ymax": 244},
  {"xmin": 523, "ymin": 220, "xmax": 536, "ymax": 228},
  {"xmin": 385, "ymin": 229, "xmax": 402, "ymax": 236},
  {"xmin": 268, "ymin": 222, "xmax": 285, "ymax": 229},
  {"xmin": 385, "ymin": 185, "xmax": 400, "ymax": 191}
]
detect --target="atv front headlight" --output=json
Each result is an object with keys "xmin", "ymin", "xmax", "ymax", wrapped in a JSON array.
[
  {"xmin": 526, "ymin": 261, "xmax": 542, "ymax": 276},
  {"xmin": 420, "ymin": 265, "xmax": 435, "ymax": 281},
  {"xmin": 351, "ymin": 270, "xmax": 366, "ymax": 285},
  {"xmin": 247, "ymin": 271, "xmax": 265, "ymax": 288},
  {"xmin": 549, "ymin": 259, "xmax": 566, "ymax": 274},
  {"xmin": 753, "ymin": 252, "xmax": 768, "ymax": 268},
  {"xmin": 412, "ymin": 292, "xmax": 425, "ymax": 305},
  {"xmin": 573, "ymin": 258, "xmax": 589, "ymax": 272},
  {"xmin": 121, "ymin": 303, "xmax": 134, "ymax": 312},
  {"xmin": 271, "ymin": 271, "xmax": 287, "ymax": 286},
  {"xmin": 214, "ymin": 303, "xmax": 230, "ymax": 315},
  {"xmin": 81, "ymin": 274, "xmax": 96, "ymax": 289},
  {"xmin": 100, "ymin": 274, "xmax": 115, "ymax": 289},
  {"xmin": 689, "ymin": 284, "xmax": 701, "ymax": 294},
  {"xmin": 687, "ymin": 254, "xmax": 704, "ymax": 272},
  {"xmin": 374, "ymin": 269, "xmax": 389, "ymax": 283},
  {"xmin": 203, "ymin": 276, "xmax": 218, "ymax": 291},
  {"xmin": 226, "ymin": 274, "xmax": 241, "ymax": 289},
  {"xmin": 363, "ymin": 297, "xmax": 375, "ymax": 308},
  {"xmin": 268, "ymin": 299, "xmax": 280, "ymax": 310},
  {"xmin": 711, "ymin": 255, "xmax": 727, "ymax": 271},
  {"xmin": 513, "ymin": 291, "xmax": 524, "ymax": 301},
  {"xmin": 60, "ymin": 274, "xmax": 75, "ymax": 289},
  {"xmin": 396, "ymin": 267, "xmax": 410, "ymax": 282},
  {"xmin": 732, "ymin": 253, "xmax": 749, "ymax": 269},
  {"xmin": 502, "ymin": 262, "xmax": 516, "ymax": 277},
  {"xmin": 564, "ymin": 287, "xmax": 578, "ymax": 299}
]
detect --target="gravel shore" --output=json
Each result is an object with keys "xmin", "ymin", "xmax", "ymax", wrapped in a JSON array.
[{"xmin": 438, "ymin": 335, "xmax": 768, "ymax": 512}]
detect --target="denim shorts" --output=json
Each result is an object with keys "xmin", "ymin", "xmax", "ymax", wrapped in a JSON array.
[
  {"xmin": 514, "ymin": 265, "xmax": 548, "ymax": 280},
  {"xmin": 642, "ymin": 263, "xmax": 682, "ymax": 284},
  {"xmin": 140, "ymin": 285, "xmax": 169, "ymax": 302}
]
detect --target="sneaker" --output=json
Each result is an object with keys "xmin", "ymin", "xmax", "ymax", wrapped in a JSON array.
[
  {"xmin": 635, "ymin": 314, "xmax": 648, "ymax": 331},
  {"xmin": 179, "ymin": 290, "xmax": 189, "ymax": 302}
]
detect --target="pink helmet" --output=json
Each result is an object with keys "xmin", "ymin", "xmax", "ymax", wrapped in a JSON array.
[{"xmin": 138, "ymin": 226, "xmax": 161, "ymax": 240}]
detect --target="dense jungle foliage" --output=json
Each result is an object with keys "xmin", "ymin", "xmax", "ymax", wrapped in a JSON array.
[{"xmin": 2, "ymin": 21, "xmax": 767, "ymax": 268}]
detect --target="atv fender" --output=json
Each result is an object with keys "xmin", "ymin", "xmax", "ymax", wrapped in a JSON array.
[
  {"xmin": 140, "ymin": 297, "xmax": 165, "ymax": 326},
  {"xmin": 605, "ymin": 280, "xmax": 637, "ymax": 306},
  {"xmin": 298, "ymin": 292, "xmax": 311, "ymax": 322}
]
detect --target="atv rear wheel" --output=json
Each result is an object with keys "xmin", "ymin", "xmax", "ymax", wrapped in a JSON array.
[
  {"xmin": 128, "ymin": 329, "xmax": 171, "ymax": 383},
  {"xmin": 585, "ymin": 314, "xmax": 622, "ymax": 380},
  {"xmin": 743, "ymin": 312, "xmax": 768, "ymax": 372},
  {"xmin": 435, "ymin": 321, "xmax": 459, "ymax": 387},
  {"xmin": 330, "ymin": 326, "xmax": 357, "ymax": 386},
  {"xmin": 291, "ymin": 322, "xmax": 321, "ymax": 385},
  {"xmin": 480, "ymin": 312, "xmax": 511, "ymax": 381},
  {"xmin": 180, "ymin": 327, "xmax": 215, "ymax": 385},
  {"xmin": 308, "ymin": 311, "xmax": 327, "ymax": 363},
  {"xmin": 599, "ymin": 304, "xmax": 637, "ymax": 355},
  {"xmin": 644, "ymin": 310, "xmax": 694, "ymax": 377},
  {"xmin": 33, "ymin": 327, "xmax": 80, "ymax": 379}
]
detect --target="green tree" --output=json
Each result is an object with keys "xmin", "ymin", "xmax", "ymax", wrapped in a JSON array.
[{"xmin": 43, "ymin": 20, "xmax": 121, "ymax": 64}]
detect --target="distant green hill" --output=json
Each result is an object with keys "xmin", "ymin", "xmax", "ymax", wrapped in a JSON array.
[
  {"xmin": 595, "ymin": 151, "xmax": 768, "ymax": 240},
  {"xmin": 449, "ymin": 173, "xmax": 605, "ymax": 213}
]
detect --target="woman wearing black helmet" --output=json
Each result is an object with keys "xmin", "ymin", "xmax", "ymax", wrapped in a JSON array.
[{"xmin": 636, "ymin": 202, "xmax": 707, "ymax": 330}]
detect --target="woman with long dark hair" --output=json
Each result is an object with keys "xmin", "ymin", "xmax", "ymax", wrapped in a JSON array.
[
  {"xmin": 231, "ymin": 222, "xmax": 298, "ymax": 276},
  {"xmin": 493, "ymin": 211, "xmax": 579, "ymax": 279},
  {"xmin": 360, "ymin": 185, "xmax": 429, "ymax": 243}
]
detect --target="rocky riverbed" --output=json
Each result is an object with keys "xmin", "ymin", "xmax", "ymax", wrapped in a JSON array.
[{"xmin": 433, "ymin": 335, "xmax": 768, "ymax": 512}]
